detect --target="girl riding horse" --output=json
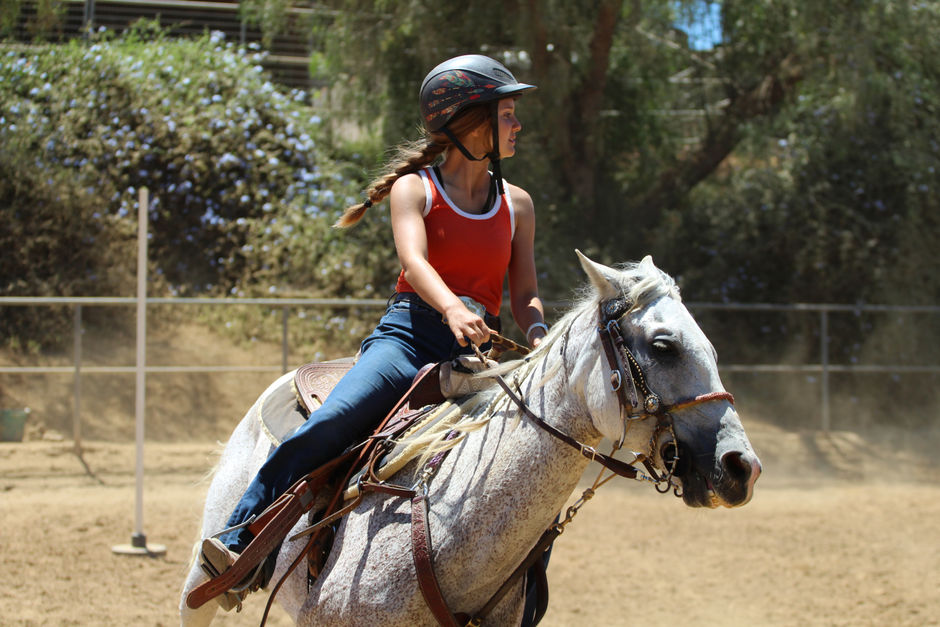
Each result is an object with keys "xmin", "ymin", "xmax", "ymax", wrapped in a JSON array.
[{"xmin": 200, "ymin": 53, "xmax": 549, "ymax": 614}]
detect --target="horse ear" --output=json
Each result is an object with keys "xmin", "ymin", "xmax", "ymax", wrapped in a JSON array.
[
  {"xmin": 575, "ymin": 249, "xmax": 620, "ymax": 300},
  {"xmin": 637, "ymin": 255, "xmax": 662, "ymax": 274}
]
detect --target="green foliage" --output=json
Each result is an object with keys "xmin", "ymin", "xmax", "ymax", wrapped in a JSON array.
[
  {"xmin": 1, "ymin": 4, "xmax": 937, "ymax": 424},
  {"xmin": 0, "ymin": 0, "xmax": 65, "ymax": 40},
  {"xmin": 653, "ymin": 1, "xmax": 940, "ymax": 424},
  {"xmin": 659, "ymin": 0, "xmax": 939, "ymax": 306},
  {"xmin": 0, "ymin": 142, "xmax": 136, "ymax": 348},
  {"xmin": 0, "ymin": 0, "xmax": 22, "ymax": 36}
]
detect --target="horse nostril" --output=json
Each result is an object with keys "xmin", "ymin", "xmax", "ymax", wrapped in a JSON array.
[{"xmin": 721, "ymin": 451, "xmax": 753, "ymax": 484}]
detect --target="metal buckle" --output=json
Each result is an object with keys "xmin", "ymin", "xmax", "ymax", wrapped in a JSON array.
[
  {"xmin": 609, "ymin": 369, "xmax": 622, "ymax": 392},
  {"xmin": 580, "ymin": 444, "xmax": 598, "ymax": 461}
]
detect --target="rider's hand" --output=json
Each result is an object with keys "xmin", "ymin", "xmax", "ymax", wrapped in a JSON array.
[{"xmin": 443, "ymin": 302, "xmax": 490, "ymax": 347}]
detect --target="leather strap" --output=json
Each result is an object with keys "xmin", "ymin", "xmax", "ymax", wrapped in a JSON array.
[
  {"xmin": 412, "ymin": 494, "xmax": 461, "ymax": 627},
  {"xmin": 185, "ymin": 447, "xmax": 357, "ymax": 610},
  {"xmin": 189, "ymin": 363, "xmax": 445, "ymax": 611},
  {"xmin": 528, "ymin": 549, "xmax": 550, "ymax": 626},
  {"xmin": 296, "ymin": 364, "xmax": 443, "ymax": 550},
  {"xmin": 598, "ymin": 318, "xmax": 639, "ymax": 409},
  {"xmin": 488, "ymin": 373, "xmax": 641, "ymax": 480},
  {"xmin": 469, "ymin": 525, "xmax": 561, "ymax": 624}
]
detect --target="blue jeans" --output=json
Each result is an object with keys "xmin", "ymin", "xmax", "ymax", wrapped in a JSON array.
[{"xmin": 220, "ymin": 299, "xmax": 468, "ymax": 551}]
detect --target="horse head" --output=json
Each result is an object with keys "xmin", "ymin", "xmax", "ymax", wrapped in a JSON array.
[{"xmin": 567, "ymin": 251, "xmax": 761, "ymax": 508}]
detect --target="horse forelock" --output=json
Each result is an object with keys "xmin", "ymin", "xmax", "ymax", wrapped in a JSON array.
[{"xmin": 624, "ymin": 259, "xmax": 681, "ymax": 309}]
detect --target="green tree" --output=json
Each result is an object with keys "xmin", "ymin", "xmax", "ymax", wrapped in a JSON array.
[
  {"xmin": 0, "ymin": 141, "xmax": 135, "ymax": 348},
  {"xmin": 288, "ymin": 0, "xmax": 817, "ymax": 292}
]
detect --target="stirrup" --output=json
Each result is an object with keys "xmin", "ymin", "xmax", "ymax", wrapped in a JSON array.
[{"xmin": 199, "ymin": 538, "xmax": 265, "ymax": 612}]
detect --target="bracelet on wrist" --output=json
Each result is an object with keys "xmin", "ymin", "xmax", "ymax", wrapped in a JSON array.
[{"xmin": 526, "ymin": 321, "xmax": 549, "ymax": 340}]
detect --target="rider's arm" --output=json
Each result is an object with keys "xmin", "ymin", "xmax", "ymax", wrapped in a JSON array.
[{"xmin": 506, "ymin": 184, "xmax": 546, "ymax": 347}]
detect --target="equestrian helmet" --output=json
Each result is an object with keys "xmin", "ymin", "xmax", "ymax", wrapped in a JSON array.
[{"xmin": 419, "ymin": 54, "xmax": 536, "ymax": 132}]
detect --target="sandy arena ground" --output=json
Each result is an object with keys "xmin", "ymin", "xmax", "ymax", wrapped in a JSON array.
[{"xmin": 2, "ymin": 418, "xmax": 939, "ymax": 627}]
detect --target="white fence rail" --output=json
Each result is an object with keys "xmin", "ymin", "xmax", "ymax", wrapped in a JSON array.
[{"xmin": 1, "ymin": 297, "xmax": 938, "ymax": 435}]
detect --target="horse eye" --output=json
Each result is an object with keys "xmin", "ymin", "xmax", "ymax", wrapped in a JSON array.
[{"xmin": 651, "ymin": 339, "xmax": 678, "ymax": 356}]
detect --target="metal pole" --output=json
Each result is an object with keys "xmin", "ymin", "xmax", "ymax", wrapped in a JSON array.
[
  {"xmin": 113, "ymin": 187, "xmax": 165, "ymax": 557},
  {"xmin": 282, "ymin": 306, "xmax": 289, "ymax": 373},
  {"xmin": 73, "ymin": 305, "xmax": 83, "ymax": 452},
  {"xmin": 82, "ymin": 0, "xmax": 96, "ymax": 37},
  {"xmin": 133, "ymin": 187, "xmax": 147, "ymax": 544},
  {"xmin": 820, "ymin": 309, "xmax": 830, "ymax": 432}
]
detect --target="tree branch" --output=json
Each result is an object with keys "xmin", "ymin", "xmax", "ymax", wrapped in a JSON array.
[{"xmin": 636, "ymin": 52, "xmax": 805, "ymax": 216}]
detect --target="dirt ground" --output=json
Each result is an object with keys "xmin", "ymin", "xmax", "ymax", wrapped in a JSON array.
[
  {"xmin": 2, "ymin": 321, "xmax": 939, "ymax": 625},
  {"xmin": 2, "ymin": 419, "xmax": 939, "ymax": 627}
]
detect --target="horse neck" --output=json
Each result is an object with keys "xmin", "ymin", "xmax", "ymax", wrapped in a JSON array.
[
  {"xmin": 525, "ymin": 307, "xmax": 607, "ymax": 442},
  {"xmin": 460, "ymin": 312, "xmax": 605, "ymax": 514},
  {"xmin": 418, "ymin": 323, "xmax": 604, "ymax": 592}
]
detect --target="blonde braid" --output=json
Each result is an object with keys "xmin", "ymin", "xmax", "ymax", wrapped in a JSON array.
[{"xmin": 334, "ymin": 137, "xmax": 448, "ymax": 228}]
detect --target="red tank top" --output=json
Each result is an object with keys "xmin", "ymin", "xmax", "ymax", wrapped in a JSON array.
[{"xmin": 395, "ymin": 167, "xmax": 515, "ymax": 314}]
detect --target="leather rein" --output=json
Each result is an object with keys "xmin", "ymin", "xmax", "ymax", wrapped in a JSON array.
[{"xmin": 411, "ymin": 298, "xmax": 735, "ymax": 626}]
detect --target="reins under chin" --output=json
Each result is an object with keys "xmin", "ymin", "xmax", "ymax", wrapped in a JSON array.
[{"xmin": 469, "ymin": 339, "xmax": 657, "ymax": 484}]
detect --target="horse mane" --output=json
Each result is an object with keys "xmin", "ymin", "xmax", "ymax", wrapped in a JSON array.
[{"xmin": 402, "ymin": 257, "xmax": 680, "ymax": 469}]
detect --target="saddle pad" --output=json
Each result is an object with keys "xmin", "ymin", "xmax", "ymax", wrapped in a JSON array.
[{"xmin": 257, "ymin": 371, "xmax": 307, "ymax": 446}]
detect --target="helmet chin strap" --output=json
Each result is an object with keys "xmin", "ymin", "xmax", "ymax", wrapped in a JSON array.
[
  {"xmin": 488, "ymin": 100, "xmax": 505, "ymax": 197},
  {"xmin": 440, "ymin": 101, "xmax": 505, "ymax": 198}
]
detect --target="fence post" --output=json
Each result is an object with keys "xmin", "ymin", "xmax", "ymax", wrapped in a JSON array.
[
  {"xmin": 281, "ymin": 305, "xmax": 289, "ymax": 373},
  {"xmin": 112, "ymin": 187, "xmax": 165, "ymax": 557},
  {"xmin": 820, "ymin": 309, "xmax": 830, "ymax": 432},
  {"xmin": 73, "ymin": 305, "xmax": 83, "ymax": 453},
  {"xmin": 82, "ymin": 0, "xmax": 96, "ymax": 37}
]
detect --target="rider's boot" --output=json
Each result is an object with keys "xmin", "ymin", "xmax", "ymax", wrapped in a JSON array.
[{"xmin": 199, "ymin": 537, "xmax": 264, "ymax": 612}]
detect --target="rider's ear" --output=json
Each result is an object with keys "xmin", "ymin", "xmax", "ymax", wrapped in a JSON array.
[{"xmin": 575, "ymin": 249, "xmax": 621, "ymax": 300}]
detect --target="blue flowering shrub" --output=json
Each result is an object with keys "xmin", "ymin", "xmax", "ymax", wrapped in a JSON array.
[{"xmin": 1, "ymin": 24, "xmax": 397, "ymax": 355}]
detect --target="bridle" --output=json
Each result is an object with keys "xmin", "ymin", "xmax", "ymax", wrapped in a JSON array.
[
  {"xmin": 406, "ymin": 296, "xmax": 737, "ymax": 626},
  {"xmin": 595, "ymin": 297, "xmax": 735, "ymax": 492}
]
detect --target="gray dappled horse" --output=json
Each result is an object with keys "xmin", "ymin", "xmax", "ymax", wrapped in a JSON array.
[{"xmin": 180, "ymin": 252, "xmax": 761, "ymax": 626}]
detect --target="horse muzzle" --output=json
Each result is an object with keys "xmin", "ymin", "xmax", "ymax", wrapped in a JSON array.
[{"xmin": 663, "ymin": 440, "xmax": 761, "ymax": 509}]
